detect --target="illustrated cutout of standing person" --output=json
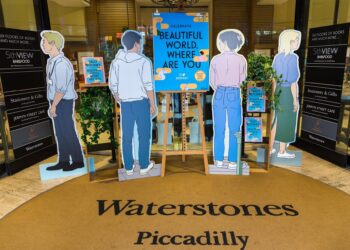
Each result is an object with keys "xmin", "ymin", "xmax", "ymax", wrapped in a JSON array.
[
  {"xmin": 210, "ymin": 29, "xmax": 247, "ymax": 170},
  {"xmin": 40, "ymin": 31, "xmax": 85, "ymax": 171},
  {"xmin": 109, "ymin": 30, "xmax": 157, "ymax": 176},
  {"xmin": 270, "ymin": 29, "xmax": 301, "ymax": 159}
]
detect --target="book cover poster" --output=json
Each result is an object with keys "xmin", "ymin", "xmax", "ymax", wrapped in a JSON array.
[
  {"xmin": 245, "ymin": 117, "xmax": 263, "ymax": 142},
  {"xmin": 247, "ymin": 86, "xmax": 265, "ymax": 112},
  {"xmin": 82, "ymin": 57, "xmax": 105, "ymax": 84},
  {"xmin": 153, "ymin": 12, "xmax": 209, "ymax": 92}
]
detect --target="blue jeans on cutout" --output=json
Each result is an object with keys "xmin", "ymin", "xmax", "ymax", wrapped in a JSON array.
[
  {"xmin": 213, "ymin": 86, "xmax": 242, "ymax": 163},
  {"xmin": 51, "ymin": 100, "xmax": 84, "ymax": 164},
  {"xmin": 121, "ymin": 99, "xmax": 151, "ymax": 170}
]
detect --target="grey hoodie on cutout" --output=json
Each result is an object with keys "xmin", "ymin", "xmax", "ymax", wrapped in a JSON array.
[{"xmin": 108, "ymin": 50, "xmax": 154, "ymax": 102}]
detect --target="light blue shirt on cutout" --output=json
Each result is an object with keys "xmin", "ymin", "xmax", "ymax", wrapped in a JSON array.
[
  {"xmin": 272, "ymin": 53, "xmax": 300, "ymax": 87},
  {"xmin": 46, "ymin": 53, "xmax": 77, "ymax": 100}
]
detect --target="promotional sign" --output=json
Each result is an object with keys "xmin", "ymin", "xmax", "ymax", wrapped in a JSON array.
[
  {"xmin": 152, "ymin": 12, "xmax": 209, "ymax": 92},
  {"xmin": 82, "ymin": 57, "xmax": 106, "ymax": 84},
  {"xmin": 301, "ymin": 24, "xmax": 349, "ymax": 150},
  {"xmin": 246, "ymin": 86, "xmax": 265, "ymax": 112},
  {"xmin": 0, "ymin": 28, "xmax": 55, "ymax": 160},
  {"xmin": 244, "ymin": 117, "xmax": 263, "ymax": 142}
]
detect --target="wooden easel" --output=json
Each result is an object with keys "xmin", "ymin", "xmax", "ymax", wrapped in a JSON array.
[{"xmin": 160, "ymin": 90, "xmax": 208, "ymax": 176}]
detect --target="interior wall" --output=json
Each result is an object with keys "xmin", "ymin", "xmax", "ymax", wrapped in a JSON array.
[
  {"xmin": 97, "ymin": 0, "xmax": 136, "ymax": 37},
  {"xmin": 1, "ymin": 0, "xmax": 36, "ymax": 31},
  {"xmin": 338, "ymin": 0, "xmax": 350, "ymax": 23},
  {"xmin": 273, "ymin": 0, "xmax": 296, "ymax": 34},
  {"xmin": 47, "ymin": 0, "xmax": 136, "ymax": 59},
  {"xmin": 85, "ymin": 0, "xmax": 100, "ymax": 52},
  {"xmin": 309, "ymin": 0, "xmax": 336, "ymax": 29},
  {"xmin": 48, "ymin": 0, "xmax": 87, "ymax": 41},
  {"xmin": 213, "ymin": 0, "xmax": 296, "ymax": 55},
  {"xmin": 251, "ymin": 0, "xmax": 274, "ymax": 49},
  {"xmin": 212, "ymin": 0, "xmax": 250, "ymax": 55}
]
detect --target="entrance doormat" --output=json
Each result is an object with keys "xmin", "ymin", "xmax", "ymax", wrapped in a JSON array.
[{"xmin": 1, "ymin": 156, "xmax": 349, "ymax": 250}]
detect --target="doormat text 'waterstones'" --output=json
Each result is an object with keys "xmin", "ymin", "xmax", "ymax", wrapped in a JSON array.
[{"xmin": 97, "ymin": 200, "xmax": 299, "ymax": 249}]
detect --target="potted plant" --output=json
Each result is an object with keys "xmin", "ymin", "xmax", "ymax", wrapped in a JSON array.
[
  {"xmin": 241, "ymin": 52, "xmax": 282, "ymax": 110},
  {"xmin": 76, "ymin": 87, "xmax": 116, "ymax": 148}
]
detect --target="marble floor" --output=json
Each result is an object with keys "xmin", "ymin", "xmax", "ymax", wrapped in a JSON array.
[{"xmin": 0, "ymin": 149, "xmax": 349, "ymax": 219}]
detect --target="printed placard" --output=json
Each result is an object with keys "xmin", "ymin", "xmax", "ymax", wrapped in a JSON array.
[
  {"xmin": 244, "ymin": 117, "xmax": 263, "ymax": 142},
  {"xmin": 247, "ymin": 86, "xmax": 265, "ymax": 112},
  {"xmin": 153, "ymin": 12, "xmax": 210, "ymax": 92},
  {"xmin": 82, "ymin": 57, "xmax": 106, "ymax": 84}
]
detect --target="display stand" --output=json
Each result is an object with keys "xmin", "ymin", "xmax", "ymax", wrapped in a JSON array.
[
  {"xmin": 160, "ymin": 90, "xmax": 208, "ymax": 176},
  {"xmin": 78, "ymin": 83, "xmax": 121, "ymax": 182},
  {"xmin": 246, "ymin": 81, "xmax": 271, "ymax": 173}
]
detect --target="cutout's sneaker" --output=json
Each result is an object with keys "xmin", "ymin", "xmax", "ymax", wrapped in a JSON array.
[
  {"xmin": 228, "ymin": 162, "xmax": 237, "ymax": 170},
  {"xmin": 270, "ymin": 148, "xmax": 276, "ymax": 155},
  {"xmin": 125, "ymin": 165, "xmax": 135, "ymax": 176},
  {"xmin": 277, "ymin": 152, "xmax": 295, "ymax": 159},
  {"xmin": 140, "ymin": 162, "xmax": 154, "ymax": 175},
  {"xmin": 216, "ymin": 161, "xmax": 224, "ymax": 168}
]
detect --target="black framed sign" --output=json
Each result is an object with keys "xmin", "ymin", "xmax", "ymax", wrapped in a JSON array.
[
  {"xmin": 301, "ymin": 23, "xmax": 349, "ymax": 150},
  {"xmin": 0, "ymin": 28, "xmax": 55, "ymax": 166}
]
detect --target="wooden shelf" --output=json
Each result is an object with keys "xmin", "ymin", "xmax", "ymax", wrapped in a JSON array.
[{"xmin": 79, "ymin": 83, "xmax": 108, "ymax": 88}]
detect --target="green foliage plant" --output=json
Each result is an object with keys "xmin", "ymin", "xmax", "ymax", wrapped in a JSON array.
[
  {"xmin": 76, "ymin": 87, "xmax": 116, "ymax": 147},
  {"xmin": 241, "ymin": 52, "xmax": 283, "ymax": 111}
]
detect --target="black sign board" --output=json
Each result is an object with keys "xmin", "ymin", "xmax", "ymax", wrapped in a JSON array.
[
  {"xmin": 301, "ymin": 24, "xmax": 349, "ymax": 150},
  {"xmin": 307, "ymin": 45, "xmax": 347, "ymax": 64},
  {"xmin": 304, "ymin": 66, "xmax": 345, "ymax": 87},
  {"xmin": 0, "ymin": 28, "xmax": 55, "ymax": 161},
  {"xmin": 303, "ymin": 85, "xmax": 342, "ymax": 104},
  {"xmin": 308, "ymin": 24, "xmax": 349, "ymax": 47}
]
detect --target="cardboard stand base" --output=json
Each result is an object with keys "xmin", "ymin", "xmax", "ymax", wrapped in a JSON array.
[
  {"xmin": 209, "ymin": 160, "xmax": 250, "ymax": 175},
  {"xmin": 39, "ymin": 159, "xmax": 88, "ymax": 181},
  {"xmin": 118, "ymin": 161, "xmax": 161, "ymax": 181},
  {"xmin": 257, "ymin": 143, "xmax": 302, "ymax": 167}
]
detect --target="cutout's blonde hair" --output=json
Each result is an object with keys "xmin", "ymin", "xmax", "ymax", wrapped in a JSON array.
[
  {"xmin": 40, "ymin": 30, "xmax": 65, "ymax": 50},
  {"xmin": 278, "ymin": 29, "xmax": 301, "ymax": 54}
]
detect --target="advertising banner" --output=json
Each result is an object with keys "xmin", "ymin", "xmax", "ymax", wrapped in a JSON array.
[
  {"xmin": 0, "ymin": 28, "xmax": 55, "ymax": 160},
  {"xmin": 152, "ymin": 12, "xmax": 209, "ymax": 92},
  {"xmin": 301, "ymin": 23, "xmax": 349, "ymax": 150}
]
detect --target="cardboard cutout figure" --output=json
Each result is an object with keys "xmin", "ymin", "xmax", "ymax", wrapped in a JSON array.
[
  {"xmin": 109, "ymin": 30, "xmax": 158, "ymax": 178},
  {"xmin": 39, "ymin": 30, "xmax": 85, "ymax": 175},
  {"xmin": 270, "ymin": 29, "xmax": 301, "ymax": 159},
  {"xmin": 210, "ymin": 29, "xmax": 247, "ymax": 173}
]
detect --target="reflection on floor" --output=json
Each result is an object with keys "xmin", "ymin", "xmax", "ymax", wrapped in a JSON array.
[{"xmin": 0, "ymin": 148, "xmax": 349, "ymax": 219}]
